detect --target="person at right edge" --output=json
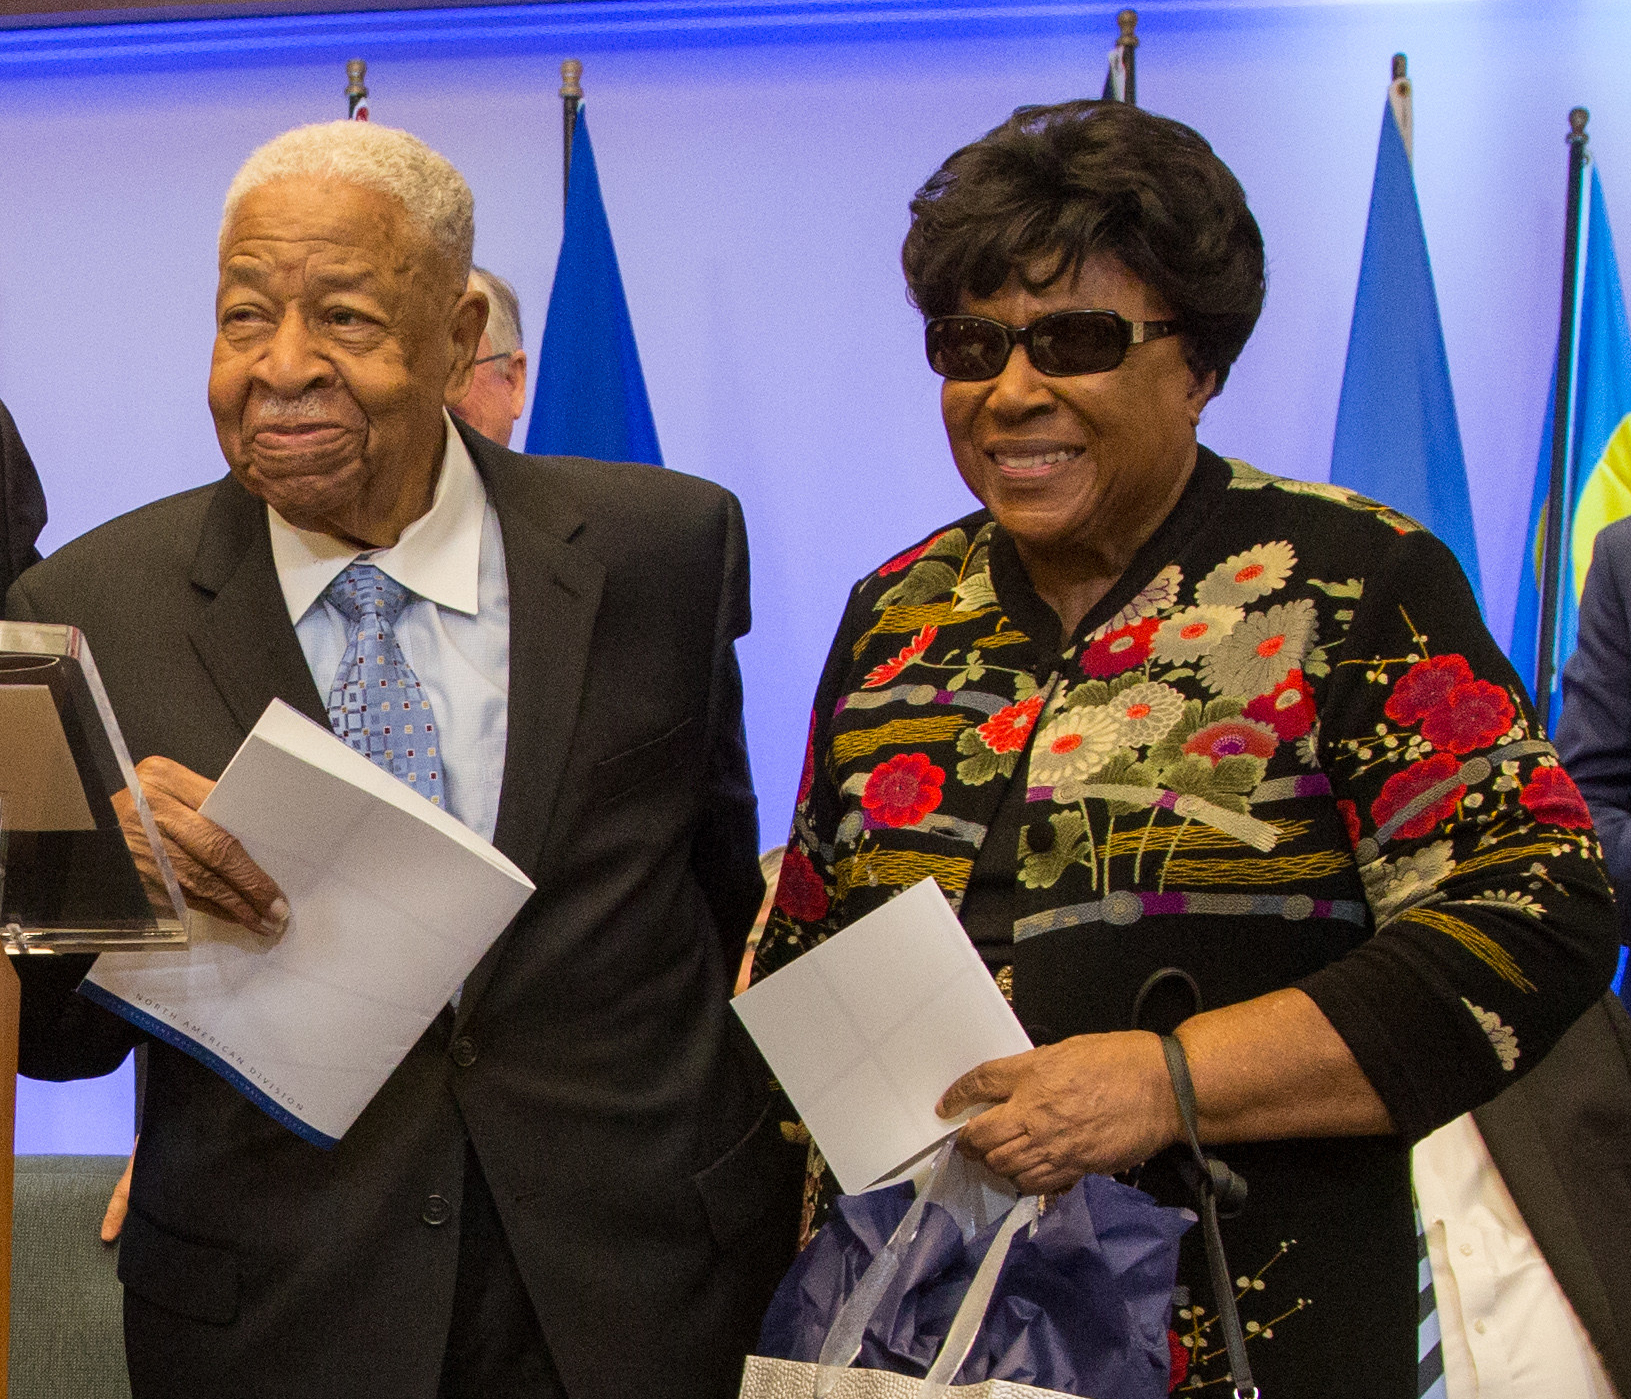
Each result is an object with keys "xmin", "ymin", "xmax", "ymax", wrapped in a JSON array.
[{"xmin": 752, "ymin": 100, "xmax": 1619, "ymax": 1397}]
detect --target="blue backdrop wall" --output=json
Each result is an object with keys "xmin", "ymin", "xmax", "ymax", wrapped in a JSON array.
[{"xmin": 1, "ymin": 0, "xmax": 1625, "ymax": 1151}]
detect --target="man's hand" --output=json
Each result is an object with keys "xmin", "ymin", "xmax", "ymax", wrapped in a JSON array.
[
  {"xmin": 117, "ymin": 756, "xmax": 288, "ymax": 935},
  {"xmin": 937, "ymin": 1031, "xmax": 1180, "ymax": 1195},
  {"xmin": 100, "ymin": 1148, "xmax": 134, "ymax": 1244}
]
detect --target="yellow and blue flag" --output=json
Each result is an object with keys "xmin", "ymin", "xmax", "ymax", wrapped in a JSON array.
[
  {"xmin": 1332, "ymin": 97, "xmax": 1483, "ymax": 609},
  {"xmin": 1510, "ymin": 166, "xmax": 1631, "ymax": 714},
  {"xmin": 525, "ymin": 105, "xmax": 663, "ymax": 466}
]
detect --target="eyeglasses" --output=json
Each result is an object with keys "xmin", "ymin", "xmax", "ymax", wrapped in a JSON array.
[
  {"xmin": 924, "ymin": 310, "xmax": 1182, "ymax": 381},
  {"xmin": 473, "ymin": 352, "xmax": 514, "ymax": 367}
]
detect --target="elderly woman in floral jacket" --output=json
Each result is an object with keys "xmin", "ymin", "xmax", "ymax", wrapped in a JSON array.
[{"xmin": 752, "ymin": 100, "xmax": 1617, "ymax": 1396}]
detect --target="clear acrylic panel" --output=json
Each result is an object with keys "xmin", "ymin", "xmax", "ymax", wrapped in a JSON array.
[{"xmin": 0, "ymin": 622, "xmax": 187, "ymax": 953}]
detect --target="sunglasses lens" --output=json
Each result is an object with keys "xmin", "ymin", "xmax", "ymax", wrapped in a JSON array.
[
  {"xmin": 1028, "ymin": 312, "xmax": 1126, "ymax": 375},
  {"xmin": 926, "ymin": 319, "xmax": 1011, "ymax": 380}
]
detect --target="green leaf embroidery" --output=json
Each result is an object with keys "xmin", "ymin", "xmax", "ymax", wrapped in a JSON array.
[
  {"xmin": 877, "ymin": 560, "xmax": 960, "ymax": 609},
  {"xmin": 1309, "ymin": 577, "xmax": 1364, "ymax": 599},
  {"xmin": 1063, "ymin": 679, "xmax": 1111, "ymax": 711},
  {"xmin": 955, "ymin": 723, "xmax": 1017, "ymax": 784},
  {"xmin": 1020, "ymin": 811, "xmax": 1094, "ymax": 889},
  {"xmin": 953, "ymin": 571, "xmax": 998, "ymax": 612},
  {"xmin": 924, "ymin": 528, "xmax": 970, "ymax": 562}
]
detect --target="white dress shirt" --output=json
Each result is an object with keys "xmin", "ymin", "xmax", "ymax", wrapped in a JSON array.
[
  {"xmin": 1413, "ymin": 1113, "xmax": 1617, "ymax": 1399},
  {"xmin": 265, "ymin": 413, "xmax": 510, "ymax": 844}
]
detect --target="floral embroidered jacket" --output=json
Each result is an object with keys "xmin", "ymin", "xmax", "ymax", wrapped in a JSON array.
[{"xmin": 752, "ymin": 449, "xmax": 1618, "ymax": 1397}]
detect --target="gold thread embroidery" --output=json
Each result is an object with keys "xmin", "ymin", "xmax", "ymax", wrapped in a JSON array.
[
  {"xmin": 830, "ymin": 716, "xmax": 970, "ymax": 764},
  {"xmin": 1095, "ymin": 818, "xmax": 1313, "ymax": 858},
  {"xmin": 1456, "ymin": 841, "xmax": 1574, "ymax": 879},
  {"xmin": 833, "ymin": 851, "xmax": 972, "ymax": 900},
  {"xmin": 1160, "ymin": 851, "xmax": 1354, "ymax": 886},
  {"xmin": 852, "ymin": 602, "xmax": 995, "ymax": 658},
  {"xmin": 1397, "ymin": 907, "xmax": 1536, "ymax": 991}
]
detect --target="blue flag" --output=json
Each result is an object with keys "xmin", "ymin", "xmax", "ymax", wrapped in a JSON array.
[
  {"xmin": 525, "ymin": 106, "xmax": 662, "ymax": 466},
  {"xmin": 1510, "ymin": 166, "xmax": 1631, "ymax": 717},
  {"xmin": 1332, "ymin": 100, "xmax": 1482, "ymax": 608}
]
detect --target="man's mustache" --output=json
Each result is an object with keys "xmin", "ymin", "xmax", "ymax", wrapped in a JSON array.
[{"xmin": 244, "ymin": 392, "xmax": 359, "ymax": 431}]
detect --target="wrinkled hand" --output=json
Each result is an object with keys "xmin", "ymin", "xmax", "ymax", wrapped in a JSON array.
[
  {"xmin": 936, "ymin": 1031, "xmax": 1182, "ymax": 1195},
  {"xmin": 115, "ymin": 756, "xmax": 287, "ymax": 935},
  {"xmin": 100, "ymin": 1146, "xmax": 134, "ymax": 1244}
]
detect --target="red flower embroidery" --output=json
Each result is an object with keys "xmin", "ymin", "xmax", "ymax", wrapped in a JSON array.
[
  {"xmin": 862, "ymin": 624, "xmax": 939, "ymax": 689},
  {"xmin": 1336, "ymin": 798, "xmax": 1362, "ymax": 849},
  {"xmin": 796, "ymin": 711, "xmax": 817, "ymax": 805},
  {"xmin": 878, "ymin": 533, "xmax": 944, "ymax": 576},
  {"xmin": 1418, "ymin": 679, "xmax": 1515, "ymax": 756},
  {"xmin": 1384, "ymin": 654, "xmax": 1473, "ymax": 725},
  {"xmin": 1182, "ymin": 718, "xmax": 1278, "ymax": 763},
  {"xmin": 976, "ymin": 694, "xmax": 1044, "ymax": 754},
  {"xmin": 1243, "ymin": 668, "xmax": 1316, "ymax": 741},
  {"xmin": 1519, "ymin": 765, "xmax": 1593, "ymax": 829},
  {"xmin": 862, "ymin": 752, "xmax": 944, "ymax": 827},
  {"xmin": 1167, "ymin": 1329, "xmax": 1189, "ymax": 1391},
  {"xmin": 773, "ymin": 846, "xmax": 830, "ymax": 922},
  {"xmin": 1371, "ymin": 752, "xmax": 1464, "ymax": 840},
  {"xmin": 1081, "ymin": 616, "xmax": 1159, "ymax": 678}
]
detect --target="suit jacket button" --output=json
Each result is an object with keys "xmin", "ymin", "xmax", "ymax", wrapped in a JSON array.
[
  {"xmin": 422, "ymin": 1195, "xmax": 452, "ymax": 1227},
  {"xmin": 450, "ymin": 1036, "xmax": 477, "ymax": 1068}
]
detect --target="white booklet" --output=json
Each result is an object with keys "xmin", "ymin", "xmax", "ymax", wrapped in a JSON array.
[
  {"xmin": 81, "ymin": 699, "xmax": 535, "ymax": 1147},
  {"xmin": 732, "ymin": 877, "xmax": 1031, "ymax": 1195}
]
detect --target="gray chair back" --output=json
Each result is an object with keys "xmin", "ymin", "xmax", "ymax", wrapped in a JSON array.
[{"xmin": 9, "ymin": 1155, "xmax": 130, "ymax": 1399}]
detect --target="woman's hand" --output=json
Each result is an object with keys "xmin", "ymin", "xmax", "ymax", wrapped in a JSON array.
[
  {"xmin": 936, "ymin": 1030, "xmax": 1182, "ymax": 1195},
  {"xmin": 938, "ymin": 991, "xmax": 1394, "ymax": 1196}
]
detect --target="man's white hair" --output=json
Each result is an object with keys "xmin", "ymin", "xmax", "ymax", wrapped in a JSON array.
[
  {"xmin": 220, "ymin": 121, "xmax": 474, "ymax": 275},
  {"xmin": 469, "ymin": 266, "xmax": 523, "ymax": 356}
]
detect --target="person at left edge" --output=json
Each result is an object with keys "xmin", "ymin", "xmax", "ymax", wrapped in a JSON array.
[{"xmin": 6, "ymin": 120, "xmax": 801, "ymax": 1399}]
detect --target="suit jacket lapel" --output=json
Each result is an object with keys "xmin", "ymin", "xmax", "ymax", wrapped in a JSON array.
[
  {"xmin": 456, "ymin": 426, "xmax": 606, "ymax": 1026},
  {"xmin": 187, "ymin": 477, "xmax": 328, "ymax": 738}
]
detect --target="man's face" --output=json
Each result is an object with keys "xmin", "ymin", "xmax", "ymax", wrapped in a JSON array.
[
  {"xmin": 450, "ymin": 329, "xmax": 527, "ymax": 448},
  {"xmin": 209, "ymin": 177, "xmax": 484, "ymax": 547}
]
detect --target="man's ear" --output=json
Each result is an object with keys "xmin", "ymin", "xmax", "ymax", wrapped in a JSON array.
[
  {"xmin": 505, "ymin": 350, "xmax": 529, "ymax": 423},
  {"xmin": 444, "ymin": 286, "xmax": 489, "ymax": 407}
]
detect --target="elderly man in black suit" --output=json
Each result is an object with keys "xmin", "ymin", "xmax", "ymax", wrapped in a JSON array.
[{"xmin": 7, "ymin": 120, "xmax": 800, "ymax": 1399}]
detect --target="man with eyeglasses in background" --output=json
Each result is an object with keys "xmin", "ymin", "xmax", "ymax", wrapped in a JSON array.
[{"xmin": 449, "ymin": 266, "xmax": 528, "ymax": 448}]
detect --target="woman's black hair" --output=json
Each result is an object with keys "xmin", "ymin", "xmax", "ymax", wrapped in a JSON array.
[{"xmin": 902, "ymin": 100, "xmax": 1266, "ymax": 391}]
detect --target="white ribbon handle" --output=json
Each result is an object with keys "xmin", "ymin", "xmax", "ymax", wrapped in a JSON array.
[
  {"xmin": 811, "ymin": 1136, "xmax": 1038, "ymax": 1399},
  {"xmin": 814, "ymin": 1140, "xmax": 960, "ymax": 1396},
  {"xmin": 916, "ymin": 1194, "xmax": 1039, "ymax": 1399}
]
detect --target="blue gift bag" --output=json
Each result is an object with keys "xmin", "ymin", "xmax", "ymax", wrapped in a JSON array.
[{"xmin": 755, "ymin": 1146, "xmax": 1191, "ymax": 1399}]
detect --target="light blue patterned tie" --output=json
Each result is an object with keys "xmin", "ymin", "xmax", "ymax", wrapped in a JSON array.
[{"xmin": 324, "ymin": 561, "xmax": 445, "ymax": 808}]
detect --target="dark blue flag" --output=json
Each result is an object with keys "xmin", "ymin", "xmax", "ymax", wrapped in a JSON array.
[
  {"xmin": 525, "ymin": 105, "xmax": 662, "ymax": 466},
  {"xmin": 1331, "ymin": 100, "xmax": 1482, "ymax": 609}
]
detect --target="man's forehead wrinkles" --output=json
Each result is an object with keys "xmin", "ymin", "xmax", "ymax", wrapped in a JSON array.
[{"xmin": 220, "ymin": 245, "xmax": 387, "ymax": 285}]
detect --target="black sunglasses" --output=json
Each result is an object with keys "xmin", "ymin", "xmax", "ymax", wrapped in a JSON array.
[{"xmin": 924, "ymin": 310, "xmax": 1182, "ymax": 381}]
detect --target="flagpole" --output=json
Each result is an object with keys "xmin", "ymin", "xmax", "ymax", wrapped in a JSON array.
[
  {"xmin": 561, "ymin": 59, "xmax": 583, "ymax": 204},
  {"xmin": 1118, "ymin": 10, "xmax": 1138, "ymax": 107},
  {"xmin": 1389, "ymin": 53, "xmax": 1412, "ymax": 162},
  {"xmin": 1536, "ymin": 106, "xmax": 1591, "ymax": 729},
  {"xmin": 346, "ymin": 59, "xmax": 369, "ymax": 121}
]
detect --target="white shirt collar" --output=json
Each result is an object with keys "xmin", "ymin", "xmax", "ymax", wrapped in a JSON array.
[{"xmin": 267, "ymin": 412, "xmax": 487, "ymax": 624}]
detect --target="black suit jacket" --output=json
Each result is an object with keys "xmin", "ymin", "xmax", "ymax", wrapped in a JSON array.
[
  {"xmin": 1559, "ymin": 512, "xmax": 1631, "ymax": 952},
  {"xmin": 6, "ymin": 423, "xmax": 802, "ymax": 1399},
  {"xmin": 1474, "ymin": 994, "xmax": 1631, "ymax": 1397}
]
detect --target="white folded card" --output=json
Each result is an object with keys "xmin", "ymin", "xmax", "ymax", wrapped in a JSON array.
[
  {"xmin": 81, "ymin": 699, "xmax": 536, "ymax": 1147},
  {"xmin": 732, "ymin": 877, "xmax": 1031, "ymax": 1194}
]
